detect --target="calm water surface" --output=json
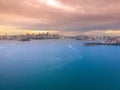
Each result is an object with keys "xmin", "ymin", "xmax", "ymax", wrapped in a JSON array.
[{"xmin": 0, "ymin": 40, "xmax": 120, "ymax": 90}]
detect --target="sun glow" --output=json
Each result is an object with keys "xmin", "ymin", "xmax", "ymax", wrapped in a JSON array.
[
  {"xmin": 46, "ymin": 0, "xmax": 61, "ymax": 8},
  {"xmin": 40, "ymin": 0, "xmax": 61, "ymax": 8},
  {"xmin": 0, "ymin": 29, "xmax": 59, "ymax": 35},
  {"xmin": 40, "ymin": 0, "xmax": 75, "ymax": 12},
  {"xmin": 28, "ymin": 30, "xmax": 49, "ymax": 34}
]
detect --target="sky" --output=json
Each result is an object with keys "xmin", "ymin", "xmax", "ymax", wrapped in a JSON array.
[{"xmin": 0, "ymin": 0, "xmax": 120, "ymax": 36}]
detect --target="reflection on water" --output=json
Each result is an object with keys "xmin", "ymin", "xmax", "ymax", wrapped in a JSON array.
[{"xmin": 0, "ymin": 40, "xmax": 120, "ymax": 90}]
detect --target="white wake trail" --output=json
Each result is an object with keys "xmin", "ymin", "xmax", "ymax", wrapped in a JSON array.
[{"xmin": 68, "ymin": 44, "xmax": 82, "ymax": 59}]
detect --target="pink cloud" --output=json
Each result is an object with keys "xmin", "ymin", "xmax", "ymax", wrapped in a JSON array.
[{"xmin": 0, "ymin": 0, "xmax": 120, "ymax": 32}]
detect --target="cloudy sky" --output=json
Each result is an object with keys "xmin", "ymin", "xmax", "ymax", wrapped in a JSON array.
[{"xmin": 0, "ymin": 0, "xmax": 120, "ymax": 35}]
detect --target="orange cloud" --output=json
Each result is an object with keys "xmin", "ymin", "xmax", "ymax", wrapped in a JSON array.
[{"xmin": 0, "ymin": 0, "xmax": 120, "ymax": 34}]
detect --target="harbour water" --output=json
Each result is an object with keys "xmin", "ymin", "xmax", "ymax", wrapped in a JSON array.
[{"xmin": 0, "ymin": 39, "xmax": 120, "ymax": 90}]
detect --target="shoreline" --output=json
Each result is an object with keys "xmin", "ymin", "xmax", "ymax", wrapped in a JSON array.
[{"xmin": 84, "ymin": 42, "xmax": 120, "ymax": 46}]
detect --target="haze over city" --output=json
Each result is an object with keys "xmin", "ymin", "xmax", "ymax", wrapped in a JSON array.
[{"xmin": 0, "ymin": 0, "xmax": 120, "ymax": 36}]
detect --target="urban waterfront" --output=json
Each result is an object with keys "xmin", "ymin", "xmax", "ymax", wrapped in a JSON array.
[{"xmin": 0, "ymin": 39, "xmax": 120, "ymax": 90}]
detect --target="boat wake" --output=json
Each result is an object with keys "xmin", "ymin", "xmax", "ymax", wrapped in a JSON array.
[{"xmin": 68, "ymin": 44, "xmax": 82, "ymax": 59}]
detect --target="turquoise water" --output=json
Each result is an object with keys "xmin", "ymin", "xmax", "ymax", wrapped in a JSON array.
[{"xmin": 0, "ymin": 40, "xmax": 120, "ymax": 90}]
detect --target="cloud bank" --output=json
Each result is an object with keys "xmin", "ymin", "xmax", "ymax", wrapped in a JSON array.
[{"xmin": 0, "ymin": 0, "xmax": 120, "ymax": 34}]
